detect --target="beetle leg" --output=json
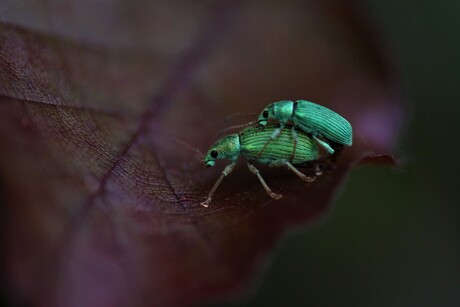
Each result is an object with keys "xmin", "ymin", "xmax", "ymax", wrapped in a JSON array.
[
  {"xmin": 200, "ymin": 162, "xmax": 237, "ymax": 207},
  {"xmin": 283, "ymin": 161, "xmax": 316, "ymax": 183},
  {"xmin": 266, "ymin": 160, "xmax": 316, "ymax": 182},
  {"xmin": 314, "ymin": 164, "xmax": 323, "ymax": 176},
  {"xmin": 289, "ymin": 126, "xmax": 298, "ymax": 162},
  {"xmin": 256, "ymin": 125, "xmax": 285, "ymax": 159},
  {"xmin": 247, "ymin": 163, "xmax": 282, "ymax": 200},
  {"xmin": 312, "ymin": 135, "xmax": 335, "ymax": 155}
]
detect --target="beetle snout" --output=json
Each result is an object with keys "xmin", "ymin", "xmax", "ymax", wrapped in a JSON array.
[
  {"xmin": 258, "ymin": 120, "xmax": 267, "ymax": 127},
  {"xmin": 204, "ymin": 160, "xmax": 215, "ymax": 167}
]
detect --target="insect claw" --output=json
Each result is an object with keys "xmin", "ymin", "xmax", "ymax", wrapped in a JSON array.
[
  {"xmin": 304, "ymin": 176, "xmax": 316, "ymax": 183},
  {"xmin": 270, "ymin": 192, "xmax": 283, "ymax": 200},
  {"xmin": 315, "ymin": 164, "xmax": 323, "ymax": 176},
  {"xmin": 200, "ymin": 200, "xmax": 210, "ymax": 207}
]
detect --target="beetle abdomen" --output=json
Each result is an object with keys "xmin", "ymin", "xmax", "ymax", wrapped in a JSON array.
[
  {"xmin": 294, "ymin": 100, "xmax": 353, "ymax": 146},
  {"xmin": 240, "ymin": 125, "xmax": 319, "ymax": 164}
]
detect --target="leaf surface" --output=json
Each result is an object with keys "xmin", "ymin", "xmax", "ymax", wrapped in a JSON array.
[{"xmin": 0, "ymin": 1, "xmax": 404, "ymax": 306}]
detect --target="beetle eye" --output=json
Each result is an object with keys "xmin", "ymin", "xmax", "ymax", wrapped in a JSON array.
[
  {"xmin": 210, "ymin": 150, "xmax": 218, "ymax": 158},
  {"xmin": 262, "ymin": 110, "xmax": 269, "ymax": 118}
]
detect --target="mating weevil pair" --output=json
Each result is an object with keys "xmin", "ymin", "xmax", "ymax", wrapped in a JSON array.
[{"xmin": 200, "ymin": 100, "xmax": 353, "ymax": 207}]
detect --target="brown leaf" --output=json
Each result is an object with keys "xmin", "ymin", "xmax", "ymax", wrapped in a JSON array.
[{"xmin": 0, "ymin": 1, "xmax": 404, "ymax": 306}]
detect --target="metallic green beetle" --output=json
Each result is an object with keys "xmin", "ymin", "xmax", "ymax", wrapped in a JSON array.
[
  {"xmin": 257, "ymin": 100, "xmax": 353, "ymax": 155},
  {"xmin": 200, "ymin": 125, "xmax": 319, "ymax": 207}
]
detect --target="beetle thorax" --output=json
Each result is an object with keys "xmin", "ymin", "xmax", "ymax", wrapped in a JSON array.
[
  {"xmin": 273, "ymin": 100, "xmax": 294, "ymax": 124},
  {"xmin": 219, "ymin": 134, "xmax": 241, "ymax": 161}
]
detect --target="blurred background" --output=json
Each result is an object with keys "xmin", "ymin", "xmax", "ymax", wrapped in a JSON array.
[
  {"xmin": 221, "ymin": 0, "xmax": 460, "ymax": 306},
  {"xmin": 1, "ymin": 0, "xmax": 459, "ymax": 306}
]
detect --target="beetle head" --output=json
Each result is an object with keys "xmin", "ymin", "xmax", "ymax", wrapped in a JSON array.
[
  {"xmin": 257, "ymin": 104, "xmax": 276, "ymax": 126},
  {"xmin": 258, "ymin": 100, "xmax": 295, "ymax": 126},
  {"xmin": 203, "ymin": 134, "xmax": 240, "ymax": 167}
]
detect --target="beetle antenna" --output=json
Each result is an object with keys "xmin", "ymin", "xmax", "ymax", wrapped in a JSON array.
[
  {"xmin": 219, "ymin": 112, "xmax": 257, "ymax": 125},
  {"xmin": 217, "ymin": 120, "xmax": 257, "ymax": 137},
  {"xmin": 170, "ymin": 138, "xmax": 203, "ymax": 161}
]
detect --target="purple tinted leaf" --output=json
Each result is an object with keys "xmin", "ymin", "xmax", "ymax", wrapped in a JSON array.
[{"xmin": 0, "ymin": 1, "xmax": 403, "ymax": 306}]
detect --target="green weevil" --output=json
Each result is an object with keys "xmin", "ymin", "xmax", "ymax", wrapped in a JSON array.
[
  {"xmin": 257, "ymin": 100, "xmax": 353, "ymax": 156},
  {"xmin": 200, "ymin": 125, "xmax": 319, "ymax": 207}
]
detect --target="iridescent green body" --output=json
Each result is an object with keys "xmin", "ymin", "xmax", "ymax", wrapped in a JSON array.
[
  {"xmin": 201, "ymin": 125, "xmax": 319, "ymax": 207},
  {"xmin": 257, "ymin": 100, "xmax": 353, "ymax": 154},
  {"xmin": 203, "ymin": 125, "xmax": 319, "ymax": 167},
  {"xmin": 239, "ymin": 126, "xmax": 318, "ymax": 165}
]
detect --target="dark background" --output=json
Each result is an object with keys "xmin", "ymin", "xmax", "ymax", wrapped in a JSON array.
[
  {"xmin": 223, "ymin": 1, "xmax": 460, "ymax": 306},
  {"xmin": 1, "ymin": 1, "xmax": 458, "ymax": 306}
]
